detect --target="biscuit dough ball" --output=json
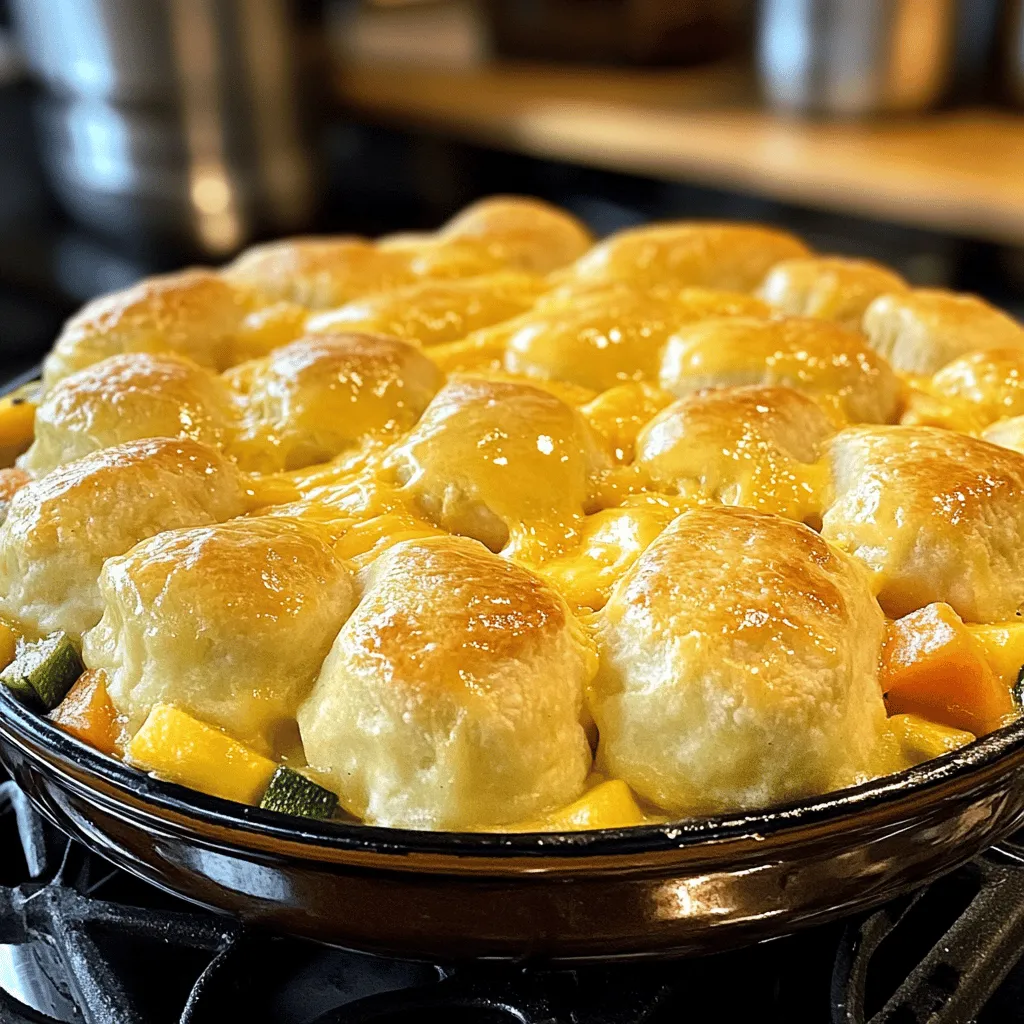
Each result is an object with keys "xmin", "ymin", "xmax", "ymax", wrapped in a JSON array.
[
  {"xmin": 504, "ymin": 288, "xmax": 770, "ymax": 393},
  {"xmin": 298, "ymin": 535, "xmax": 594, "ymax": 829},
  {"xmin": 567, "ymin": 222, "xmax": 810, "ymax": 293},
  {"xmin": 0, "ymin": 438, "xmax": 250, "ymax": 639},
  {"xmin": 381, "ymin": 376, "xmax": 607, "ymax": 555},
  {"xmin": 863, "ymin": 289, "xmax": 1024, "ymax": 375},
  {"xmin": 0, "ymin": 469, "xmax": 28, "ymax": 525},
  {"xmin": 436, "ymin": 195, "xmax": 594, "ymax": 274},
  {"xmin": 42, "ymin": 270, "xmax": 256, "ymax": 385},
  {"xmin": 590, "ymin": 506, "xmax": 888, "ymax": 816},
  {"xmin": 306, "ymin": 273, "xmax": 544, "ymax": 348},
  {"xmin": 757, "ymin": 256, "xmax": 908, "ymax": 328},
  {"xmin": 224, "ymin": 237, "xmax": 418, "ymax": 309},
  {"xmin": 821, "ymin": 426, "xmax": 1024, "ymax": 621},
  {"xmin": 983, "ymin": 415, "xmax": 1024, "ymax": 454},
  {"xmin": 927, "ymin": 348, "xmax": 1024, "ymax": 428},
  {"xmin": 635, "ymin": 385, "xmax": 835, "ymax": 523},
  {"xmin": 21, "ymin": 354, "xmax": 239, "ymax": 477},
  {"xmin": 659, "ymin": 315, "xmax": 902, "ymax": 425},
  {"xmin": 229, "ymin": 334, "xmax": 444, "ymax": 472},
  {"xmin": 84, "ymin": 517, "xmax": 355, "ymax": 754}
]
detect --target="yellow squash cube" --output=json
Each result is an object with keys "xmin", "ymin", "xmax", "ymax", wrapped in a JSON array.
[{"xmin": 127, "ymin": 704, "xmax": 277, "ymax": 805}]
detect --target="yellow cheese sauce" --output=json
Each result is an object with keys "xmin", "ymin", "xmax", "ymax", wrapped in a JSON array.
[{"xmin": 16, "ymin": 199, "xmax": 1024, "ymax": 831}]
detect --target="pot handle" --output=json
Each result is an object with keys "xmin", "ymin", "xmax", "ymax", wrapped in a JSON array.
[{"xmin": 832, "ymin": 851, "xmax": 1024, "ymax": 1024}]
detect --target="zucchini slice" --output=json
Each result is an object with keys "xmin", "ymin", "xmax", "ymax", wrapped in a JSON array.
[
  {"xmin": 1, "ymin": 631, "xmax": 84, "ymax": 710},
  {"xmin": 260, "ymin": 766, "xmax": 338, "ymax": 820}
]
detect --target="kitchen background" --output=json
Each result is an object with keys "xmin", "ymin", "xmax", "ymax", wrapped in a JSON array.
[
  {"xmin": 2, "ymin": 4, "xmax": 1024, "ymax": 1022},
  {"xmin": 0, "ymin": 0, "xmax": 1023, "ymax": 382}
]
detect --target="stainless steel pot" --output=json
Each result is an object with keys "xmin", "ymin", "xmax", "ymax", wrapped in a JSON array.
[
  {"xmin": 757, "ymin": 0, "xmax": 957, "ymax": 116},
  {"xmin": 11, "ymin": 0, "xmax": 323, "ymax": 254}
]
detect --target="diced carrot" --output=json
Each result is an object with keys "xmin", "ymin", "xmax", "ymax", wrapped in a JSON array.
[
  {"xmin": 49, "ymin": 669, "xmax": 121, "ymax": 757},
  {"xmin": 881, "ymin": 602, "xmax": 1015, "ymax": 736}
]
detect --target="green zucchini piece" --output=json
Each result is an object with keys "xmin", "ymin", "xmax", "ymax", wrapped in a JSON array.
[
  {"xmin": 260, "ymin": 766, "xmax": 338, "ymax": 820},
  {"xmin": 0, "ymin": 659, "xmax": 38, "ymax": 706},
  {"xmin": 0, "ymin": 632, "xmax": 84, "ymax": 711},
  {"xmin": 1015, "ymin": 664, "xmax": 1024, "ymax": 709}
]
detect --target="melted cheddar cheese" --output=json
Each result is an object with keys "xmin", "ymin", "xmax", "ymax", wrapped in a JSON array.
[{"xmin": 9, "ymin": 197, "xmax": 1024, "ymax": 832}]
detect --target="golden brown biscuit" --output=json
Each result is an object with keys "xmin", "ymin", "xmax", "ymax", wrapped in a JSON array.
[
  {"xmin": 378, "ymin": 237, "xmax": 512, "ymax": 281},
  {"xmin": 822, "ymin": 426, "xmax": 1024, "ymax": 621},
  {"xmin": 224, "ymin": 237, "xmax": 418, "ymax": 309},
  {"xmin": 21, "ymin": 353, "xmax": 239, "ymax": 477},
  {"xmin": 84, "ymin": 517, "xmax": 355, "ymax": 755},
  {"xmin": 380, "ymin": 376, "xmax": 607, "ymax": 557},
  {"xmin": 863, "ymin": 289, "xmax": 1024, "ymax": 374},
  {"xmin": 0, "ymin": 468, "xmax": 28, "ymax": 525},
  {"xmin": 590, "ymin": 506, "xmax": 888, "ymax": 815},
  {"xmin": 0, "ymin": 438, "xmax": 250, "ymax": 639},
  {"xmin": 659, "ymin": 315, "xmax": 902, "ymax": 425},
  {"xmin": 982, "ymin": 414, "xmax": 1024, "ymax": 453},
  {"xmin": 42, "ymin": 270, "xmax": 257, "ymax": 385},
  {"xmin": 927, "ymin": 348, "xmax": 1024, "ymax": 428},
  {"xmin": 757, "ymin": 256, "xmax": 908, "ymax": 328},
  {"xmin": 635, "ymin": 385, "xmax": 834, "ymax": 523},
  {"xmin": 227, "ymin": 334, "xmax": 444, "ymax": 473},
  {"xmin": 436, "ymin": 195, "xmax": 594, "ymax": 274},
  {"xmin": 297, "ymin": 535, "xmax": 594, "ymax": 829},
  {"xmin": 503, "ymin": 288, "xmax": 770, "ymax": 393},
  {"xmin": 305, "ymin": 272, "xmax": 544, "ymax": 348},
  {"xmin": 567, "ymin": 222, "xmax": 810, "ymax": 293}
]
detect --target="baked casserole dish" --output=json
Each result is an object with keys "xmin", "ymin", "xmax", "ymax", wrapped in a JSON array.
[{"xmin": 2, "ymin": 195, "xmax": 1024, "ymax": 842}]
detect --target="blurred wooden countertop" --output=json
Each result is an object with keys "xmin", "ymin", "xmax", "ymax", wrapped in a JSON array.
[{"xmin": 335, "ymin": 61, "xmax": 1024, "ymax": 244}]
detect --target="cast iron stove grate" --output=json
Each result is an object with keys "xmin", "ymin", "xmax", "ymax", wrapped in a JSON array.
[{"xmin": 4, "ymin": 781, "xmax": 1024, "ymax": 1024}]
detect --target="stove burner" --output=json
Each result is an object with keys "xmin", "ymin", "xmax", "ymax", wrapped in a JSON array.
[
  {"xmin": 2, "ymin": 777, "xmax": 1024, "ymax": 1024},
  {"xmin": 0, "ymin": 782, "xmax": 676, "ymax": 1024}
]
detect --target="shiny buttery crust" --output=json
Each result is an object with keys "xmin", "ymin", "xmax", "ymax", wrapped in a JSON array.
[
  {"xmin": 822, "ymin": 426, "xmax": 1024, "ymax": 621},
  {"xmin": 635, "ymin": 385, "xmax": 835, "ymax": 523},
  {"xmin": 380, "ymin": 376, "xmax": 608, "ymax": 557},
  {"xmin": 86, "ymin": 517, "xmax": 355, "ymax": 754},
  {"xmin": 758, "ymin": 255, "xmax": 908, "ymax": 328},
  {"xmin": 4, "ymin": 196, "xmax": 1024, "ymax": 831},
  {"xmin": 590, "ymin": 506, "xmax": 889, "ymax": 816},
  {"xmin": 0, "ymin": 438, "xmax": 250, "ymax": 639},
  {"xmin": 298, "ymin": 535, "xmax": 594, "ymax": 829},
  {"xmin": 566, "ymin": 222, "xmax": 810, "ymax": 292},
  {"xmin": 863, "ymin": 288, "xmax": 1024, "ymax": 375},
  {"xmin": 42, "ymin": 270, "xmax": 258, "ymax": 385},
  {"xmin": 658, "ymin": 315, "xmax": 903, "ymax": 425},
  {"xmin": 227, "ymin": 333, "xmax": 444, "ymax": 472},
  {"xmin": 22, "ymin": 353, "xmax": 240, "ymax": 477}
]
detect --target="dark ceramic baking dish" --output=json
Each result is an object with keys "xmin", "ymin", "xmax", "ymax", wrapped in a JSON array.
[{"xmin": 2, "ymin": 685, "xmax": 1024, "ymax": 962}]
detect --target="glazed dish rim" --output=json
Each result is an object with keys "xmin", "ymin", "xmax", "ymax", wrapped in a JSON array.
[{"xmin": 5, "ymin": 684, "xmax": 1023, "ymax": 860}]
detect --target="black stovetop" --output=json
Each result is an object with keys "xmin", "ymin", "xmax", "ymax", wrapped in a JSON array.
[{"xmin": 4, "ymin": 774, "xmax": 1024, "ymax": 1024}]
